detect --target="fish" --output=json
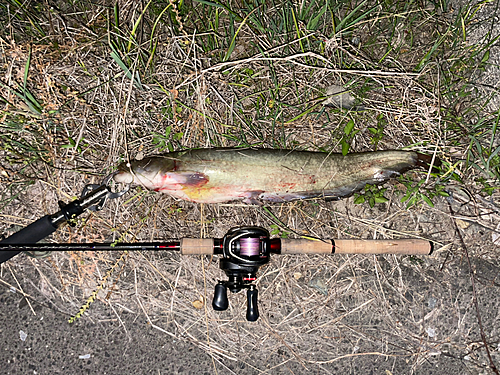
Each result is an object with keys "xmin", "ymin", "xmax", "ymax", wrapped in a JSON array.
[{"xmin": 113, "ymin": 148, "xmax": 438, "ymax": 204}]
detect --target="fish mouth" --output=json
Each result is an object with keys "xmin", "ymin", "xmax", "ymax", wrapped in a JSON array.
[{"xmin": 113, "ymin": 170, "xmax": 134, "ymax": 184}]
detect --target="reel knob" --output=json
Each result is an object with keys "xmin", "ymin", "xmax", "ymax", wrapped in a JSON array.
[
  {"xmin": 212, "ymin": 282, "xmax": 229, "ymax": 311},
  {"xmin": 246, "ymin": 286, "xmax": 259, "ymax": 322}
]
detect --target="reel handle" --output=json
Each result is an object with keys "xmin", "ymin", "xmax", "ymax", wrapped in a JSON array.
[{"xmin": 212, "ymin": 282, "xmax": 229, "ymax": 311}]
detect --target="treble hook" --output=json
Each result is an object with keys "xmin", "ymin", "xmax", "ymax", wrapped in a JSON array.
[
  {"xmin": 79, "ymin": 172, "xmax": 130, "ymax": 212},
  {"xmin": 100, "ymin": 171, "xmax": 130, "ymax": 199}
]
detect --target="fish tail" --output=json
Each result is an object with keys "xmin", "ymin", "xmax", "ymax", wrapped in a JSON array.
[{"xmin": 415, "ymin": 152, "xmax": 441, "ymax": 172}]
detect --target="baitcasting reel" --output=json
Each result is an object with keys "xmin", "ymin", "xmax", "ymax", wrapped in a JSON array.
[{"xmin": 212, "ymin": 227, "xmax": 270, "ymax": 321}]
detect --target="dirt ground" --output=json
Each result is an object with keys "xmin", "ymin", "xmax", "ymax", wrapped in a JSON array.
[{"xmin": 1, "ymin": 0, "xmax": 500, "ymax": 374}]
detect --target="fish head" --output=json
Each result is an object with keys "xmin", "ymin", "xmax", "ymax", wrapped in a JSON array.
[
  {"xmin": 114, "ymin": 156, "xmax": 209, "ymax": 195},
  {"xmin": 114, "ymin": 157, "xmax": 177, "ymax": 189}
]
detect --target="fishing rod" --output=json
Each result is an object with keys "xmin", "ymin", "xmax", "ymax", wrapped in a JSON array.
[{"xmin": 0, "ymin": 177, "xmax": 432, "ymax": 321}]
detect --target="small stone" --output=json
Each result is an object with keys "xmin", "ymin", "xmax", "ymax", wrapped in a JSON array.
[
  {"xmin": 323, "ymin": 85, "xmax": 357, "ymax": 109},
  {"xmin": 426, "ymin": 327, "xmax": 436, "ymax": 337},
  {"xmin": 428, "ymin": 297, "xmax": 437, "ymax": 309},
  {"xmin": 492, "ymin": 223, "xmax": 500, "ymax": 246},
  {"xmin": 455, "ymin": 218, "xmax": 469, "ymax": 229},
  {"xmin": 309, "ymin": 278, "xmax": 328, "ymax": 295}
]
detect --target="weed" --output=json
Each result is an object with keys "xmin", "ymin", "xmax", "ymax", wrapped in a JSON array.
[
  {"xmin": 353, "ymin": 184, "xmax": 389, "ymax": 208},
  {"xmin": 269, "ymin": 224, "xmax": 290, "ymax": 239},
  {"xmin": 397, "ymin": 176, "xmax": 450, "ymax": 208},
  {"xmin": 152, "ymin": 126, "xmax": 184, "ymax": 152},
  {"xmin": 340, "ymin": 119, "xmax": 359, "ymax": 155},
  {"xmin": 368, "ymin": 114, "xmax": 386, "ymax": 150}
]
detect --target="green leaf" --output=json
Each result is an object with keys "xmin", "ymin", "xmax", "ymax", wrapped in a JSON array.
[
  {"xmin": 110, "ymin": 50, "xmax": 143, "ymax": 90},
  {"xmin": 400, "ymin": 193, "xmax": 411, "ymax": 203},
  {"xmin": 406, "ymin": 196, "xmax": 417, "ymax": 207},
  {"xmin": 341, "ymin": 140, "xmax": 349, "ymax": 156},
  {"xmin": 223, "ymin": 6, "xmax": 258, "ymax": 62},
  {"xmin": 194, "ymin": 0, "xmax": 226, "ymax": 8},
  {"xmin": 128, "ymin": 0, "xmax": 153, "ymax": 53},
  {"xmin": 164, "ymin": 126, "xmax": 172, "ymax": 138},
  {"xmin": 306, "ymin": 0, "xmax": 329, "ymax": 30},
  {"xmin": 61, "ymin": 137, "xmax": 76, "ymax": 149},
  {"xmin": 369, "ymin": 197, "xmax": 375, "ymax": 208},
  {"xmin": 421, "ymin": 194, "xmax": 434, "ymax": 207},
  {"xmin": 344, "ymin": 119, "xmax": 355, "ymax": 136},
  {"xmin": 374, "ymin": 196, "xmax": 389, "ymax": 204},
  {"xmin": 481, "ymin": 50, "xmax": 490, "ymax": 64},
  {"xmin": 354, "ymin": 195, "xmax": 365, "ymax": 204}
]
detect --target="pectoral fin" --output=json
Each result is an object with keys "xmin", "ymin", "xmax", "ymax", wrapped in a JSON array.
[
  {"xmin": 182, "ymin": 172, "xmax": 209, "ymax": 187},
  {"xmin": 242, "ymin": 191, "xmax": 265, "ymax": 205},
  {"xmin": 165, "ymin": 171, "xmax": 209, "ymax": 187}
]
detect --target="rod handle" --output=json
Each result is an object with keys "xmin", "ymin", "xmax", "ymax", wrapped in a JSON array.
[
  {"xmin": 180, "ymin": 238, "xmax": 214, "ymax": 255},
  {"xmin": 334, "ymin": 239, "xmax": 432, "ymax": 254},
  {"xmin": 1, "ymin": 215, "xmax": 58, "ymax": 245},
  {"xmin": 0, "ymin": 215, "xmax": 59, "ymax": 264},
  {"xmin": 280, "ymin": 239, "xmax": 431, "ymax": 255}
]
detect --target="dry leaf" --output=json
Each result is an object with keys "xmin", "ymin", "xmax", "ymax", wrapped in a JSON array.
[
  {"xmin": 192, "ymin": 295, "xmax": 204, "ymax": 309},
  {"xmin": 455, "ymin": 218, "xmax": 469, "ymax": 229}
]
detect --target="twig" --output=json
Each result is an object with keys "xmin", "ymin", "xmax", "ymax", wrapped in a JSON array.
[
  {"xmin": 201, "ymin": 255, "xmax": 219, "ymax": 375},
  {"xmin": 6, "ymin": 263, "xmax": 36, "ymax": 316},
  {"xmin": 200, "ymin": 52, "xmax": 419, "ymax": 77}
]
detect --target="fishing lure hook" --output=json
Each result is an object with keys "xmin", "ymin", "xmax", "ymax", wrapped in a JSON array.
[
  {"xmin": 80, "ymin": 172, "xmax": 130, "ymax": 212},
  {"xmin": 100, "ymin": 172, "xmax": 130, "ymax": 200}
]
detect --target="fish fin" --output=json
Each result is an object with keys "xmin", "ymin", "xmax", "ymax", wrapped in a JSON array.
[
  {"xmin": 242, "ymin": 198, "xmax": 263, "ymax": 205},
  {"xmin": 261, "ymin": 192, "xmax": 319, "ymax": 202},
  {"xmin": 242, "ymin": 191, "xmax": 264, "ymax": 205},
  {"xmin": 185, "ymin": 172, "xmax": 209, "ymax": 187},
  {"xmin": 173, "ymin": 172, "xmax": 209, "ymax": 187},
  {"xmin": 324, "ymin": 196, "xmax": 341, "ymax": 202},
  {"xmin": 322, "ymin": 181, "xmax": 377, "ymax": 201},
  {"xmin": 114, "ymin": 171, "xmax": 134, "ymax": 184}
]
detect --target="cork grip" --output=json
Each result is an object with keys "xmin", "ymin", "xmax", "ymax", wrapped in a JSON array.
[
  {"xmin": 280, "ymin": 239, "xmax": 332, "ymax": 254},
  {"xmin": 280, "ymin": 239, "xmax": 431, "ymax": 255},
  {"xmin": 180, "ymin": 238, "xmax": 214, "ymax": 255},
  {"xmin": 334, "ymin": 239, "xmax": 431, "ymax": 255}
]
